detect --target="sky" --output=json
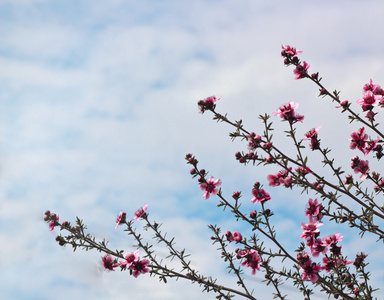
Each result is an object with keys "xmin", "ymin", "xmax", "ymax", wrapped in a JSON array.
[{"xmin": 1, "ymin": 1, "xmax": 384, "ymax": 299}]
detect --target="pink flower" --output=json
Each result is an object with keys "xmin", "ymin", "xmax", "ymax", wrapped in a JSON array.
[
  {"xmin": 251, "ymin": 188, "xmax": 271, "ymax": 204},
  {"xmin": 131, "ymin": 204, "xmax": 148, "ymax": 221},
  {"xmin": 363, "ymin": 138, "xmax": 380, "ymax": 156},
  {"xmin": 267, "ymin": 174, "xmax": 281, "ymax": 187},
  {"xmin": 357, "ymin": 91, "xmax": 382, "ymax": 110},
  {"xmin": 363, "ymin": 79, "xmax": 383, "ymax": 94},
  {"xmin": 310, "ymin": 238, "xmax": 328, "ymax": 258},
  {"xmin": 305, "ymin": 198, "xmax": 323, "ymax": 222},
  {"xmin": 281, "ymin": 45, "xmax": 303, "ymax": 56},
  {"xmin": 230, "ymin": 231, "xmax": 243, "ymax": 242},
  {"xmin": 49, "ymin": 214, "xmax": 59, "ymax": 231},
  {"xmin": 349, "ymin": 127, "xmax": 368, "ymax": 152},
  {"xmin": 102, "ymin": 254, "xmax": 119, "ymax": 271},
  {"xmin": 352, "ymin": 159, "xmax": 369, "ymax": 180},
  {"xmin": 300, "ymin": 219, "xmax": 322, "ymax": 240},
  {"xmin": 279, "ymin": 176, "xmax": 292, "ymax": 188},
  {"xmin": 293, "ymin": 61, "xmax": 310, "ymax": 80},
  {"xmin": 297, "ymin": 251, "xmax": 310, "ymax": 265},
  {"xmin": 322, "ymin": 232, "xmax": 343, "ymax": 247},
  {"xmin": 267, "ymin": 168, "xmax": 292, "ymax": 187},
  {"xmin": 197, "ymin": 96, "xmax": 221, "ymax": 114},
  {"xmin": 296, "ymin": 166, "xmax": 311, "ymax": 175},
  {"xmin": 322, "ymin": 257, "xmax": 335, "ymax": 273},
  {"xmin": 240, "ymin": 249, "xmax": 261, "ymax": 275},
  {"xmin": 199, "ymin": 176, "xmax": 222, "ymax": 199},
  {"xmin": 303, "ymin": 126, "xmax": 321, "ymax": 140},
  {"xmin": 120, "ymin": 250, "xmax": 140, "ymax": 269},
  {"xmin": 115, "ymin": 210, "xmax": 127, "ymax": 230},
  {"xmin": 273, "ymin": 101, "xmax": 304, "ymax": 123},
  {"xmin": 131, "ymin": 258, "xmax": 150, "ymax": 278},
  {"xmin": 300, "ymin": 260, "xmax": 321, "ymax": 282}
]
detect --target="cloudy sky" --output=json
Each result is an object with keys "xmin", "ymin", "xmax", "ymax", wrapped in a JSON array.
[{"xmin": 1, "ymin": 1, "xmax": 384, "ymax": 299}]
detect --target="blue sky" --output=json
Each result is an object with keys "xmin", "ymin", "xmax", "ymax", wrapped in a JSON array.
[{"xmin": 1, "ymin": 1, "xmax": 384, "ymax": 299}]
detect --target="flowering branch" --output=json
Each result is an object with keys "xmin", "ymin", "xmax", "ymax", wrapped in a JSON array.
[{"xmin": 46, "ymin": 45, "xmax": 382, "ymax": 299}]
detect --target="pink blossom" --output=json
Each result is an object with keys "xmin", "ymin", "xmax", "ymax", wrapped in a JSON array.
[
  {"xmin": 102, "ymin": 254, "xmax": 119, "ymax": 271},
  {"xmin": 349, "ymin": 127, "xmax": 368, "ymax": 152},
  {"xmin": 197, "ymin": 96, "xmax": 221, "ymax": 114},
  {"xmin": 322, "ymin": 257, "xmax": 335, "ymax": 273},
  {"xmin": 251, "ymin": 188, "xmax": 271, "ymax": 204},
  {"xmin": 267, "ymin": 168, "xmax": 292, "ymax": 187},
  {"xmin": 131, "ymin": 204, "xmax": 148, "ymax": 221},
  {"xmin": 310, "ymin": 238, "xmax": 328, "ymax": 258},
  {"xmin": 273, "ymin": 101, "xmax": 304, "ymax": 124},
  {"xmin": 49, "ymin": 214, "xmax": 59, "ymax": 231},
  {"xmin": 303, "ymin": 126, "xmax": 321, "ymax": 140},
  {"xmin": 336, "ymin": 257, "xmax": 353, "ymax": 266},
  {"xmin": 305, "ymin": 198, "xmax": 323, "ymax": 222},
  {"xmin": 344, "ymin": 174, "xmax": 353, "ymax": 185},
  {"xmin": 363, "ymin": 79, "xmax": 384, "ymax": 98},
  {"xmin": 322, "ymin": 232, "xmax": 343, "ymax": 247},
  {"xmin": 131, "ymin": 258, "xmax": 150, "ymax": 278},
  {"xmin": 357, "ymin": 90, "xmax": 382, "ymax": 110},
  {"xmin": 352, "ymin": 159, "xmax": 370, "ymax": 180},
  {"xmin": 279, "ymin": 176, "xmax": 292, "ymax": 188},
  {"xmin": 300, "ymin": 219, "xmax": 322, "ymax": 240},
  {"xmin": 296, "ymin": 166, "xmax": 311, "ymax": 175},
  {"xmin": 281, "ymin": 45, "xmax": 303, "ymax": 56},
  {"xmin": 297, "ymin": 251, "xmax": 310, "ymax": 265},
  {"xmin": 120, "ymin": 250, "xmax": 140, "ymax": 269},
  {"xmin": 363, "ymin": 138, "xmax": 380, "ymax": 156},
  {"xmin": 239, "ymin": 249, "xmax": 261, "ymax": 275},
  {"xmin": 300, "ymin": 260, "xmax": 321, "ymax": 282},
  {"xmin": 199, "ymin": 176, "xmax": 222, "ymax": 199},
  {"xmin": 230, "ymin": 231, "xmax": 243, "ymax": 242},
  {"xmin": 293, "ymin": 61, "xmax": 310, "ymax": 80},
  {"xmin": 115, "ymin": 210, "xmax": 127, "ymax": 230},
  {"xmin": 267, "ymin": 174, "xmax": 281, "ymax": 187}
]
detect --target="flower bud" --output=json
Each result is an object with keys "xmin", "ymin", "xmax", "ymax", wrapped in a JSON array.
[{"xmin": 250, "ymin": 210, "xmax": 257, "ymax": 219}]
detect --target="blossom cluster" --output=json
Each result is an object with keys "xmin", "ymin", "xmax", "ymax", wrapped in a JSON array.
[
  {"xmin": 298, "ymin": 198, "xmax": 351, "ymax": 283},
  {"xmin": 102, "ymin": 251, "xmax": 150, "ymax": 277},
  {"xmin": 45, "ymin": 205, "xmax": 151, "ymax": 278},
  {"xmin": 281, "ymin": 45, "xmax": 310, "ymax": 80}
]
